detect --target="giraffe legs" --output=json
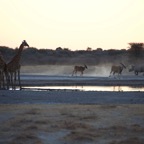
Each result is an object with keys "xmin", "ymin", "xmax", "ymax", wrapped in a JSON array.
[
  {"xmin": 12, "ymin": 69, "xmax": 21, "ymax": 90},
  {"xmin": 0, "ymin": 71, "xmax": 3, "ymax": 89},
  {"xmin": 10, "ymin": 73, "xmax": 14, "ymax": 90},
  {"xmin": 0, "ymin": 70, "xmax": 8, "ymax": 89},
  {"xmin": 17, "ymin": 69, "xmax": 21, "ymax": 90},
  {"xmin": 6, "ymin": 69, "xmax": 22, "ymax": 90},
  {"xmin": 7, "ymin": 72, "xmax": 15, "ymax": 90},
  {"xmin": 5, "ymin": 72, "xmax": 9, "ymax": 90}
]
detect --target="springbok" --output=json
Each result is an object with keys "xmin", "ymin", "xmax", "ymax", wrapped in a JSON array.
[
  {"xmin": 109, "ymin": 63, "xmax": 126, "ymax": 77},
  {"xmin": 72, "ymin": 65, "xmax": 88, "ymax": 76},
  {"xmin": 128, "ymin": 65, "xmax": 144, "ymax": 75}
]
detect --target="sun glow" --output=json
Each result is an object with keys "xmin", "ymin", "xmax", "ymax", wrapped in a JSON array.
[{"xmin": 0, "ymin": 0, "xmax": 144, "ymax": 50}]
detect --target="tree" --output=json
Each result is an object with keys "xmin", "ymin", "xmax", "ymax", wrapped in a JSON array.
[
  {"xmin": 87, "ymin": 47, "xmax": 92, "ymax": 51},
  {"xmin": 127, "ymin": 42, "xmax": 144, "ymax": 64},
  {"xmin": 128, "ymin": 42, "xmax": 144, "ymax": 57}
]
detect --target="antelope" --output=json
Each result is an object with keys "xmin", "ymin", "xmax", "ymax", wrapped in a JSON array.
[
  {"xmin": 128, "ymin": 65, "xmax": 144, "ymax": 75},
  {"xmin": 109, "ymin": 63, "xmax": 126, "ymax": 77},
  {"xmin": 72, "ymin": 65, "xmax": 88, "ymax": 76}
]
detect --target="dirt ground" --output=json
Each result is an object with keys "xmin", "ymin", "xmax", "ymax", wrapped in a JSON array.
[{"xmin": 0, "ymin": 104, "xmax": 144, "ymax": 144}]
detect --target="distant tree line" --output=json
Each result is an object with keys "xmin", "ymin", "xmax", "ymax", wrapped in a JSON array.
[{"xmin": 0, "ymin": 43, "xmax": 144, "ymax": 66}]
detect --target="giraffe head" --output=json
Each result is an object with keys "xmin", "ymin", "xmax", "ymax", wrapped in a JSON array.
[{"xmin": 22, "ymin": 40, "xmax": 29, "ymax": 47}]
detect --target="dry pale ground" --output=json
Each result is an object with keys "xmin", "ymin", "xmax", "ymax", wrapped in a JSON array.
[{"xmin": 0, "ymin": 104, "xmax": 144, "ymax": 144}]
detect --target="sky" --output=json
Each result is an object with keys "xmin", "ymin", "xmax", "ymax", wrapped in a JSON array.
[{"xmin": 0, "ymin": 0, "xmax": 144, "ymax": 50}]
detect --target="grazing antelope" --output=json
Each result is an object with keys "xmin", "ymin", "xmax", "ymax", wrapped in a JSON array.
[
  {"xmin": 109, "ymin": 63, "xmax": 126, "ymax": 77},
  {"xmin": 72, "ymin": 65, "xmax": 88, "ymax": 76}
]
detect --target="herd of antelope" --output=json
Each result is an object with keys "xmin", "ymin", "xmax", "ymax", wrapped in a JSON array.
[
  {"xmin": 0, "ymin": 40, "xmax": 144, "ymax": 90},
  {"xmin": 72, "ymin": 63, "xmax": 144, "ymax": 77},
  {"xmin": 72, "ymin": 63, "xmax": 127, "ymax": 77}
]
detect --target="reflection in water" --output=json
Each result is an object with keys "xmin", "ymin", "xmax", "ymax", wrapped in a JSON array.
[
  {"xmin": 113, "ymin": 86, "xmax": 122, "ymax": 91},
  {"xmin": 23, "ymin": 86, "xmax": 144, "ymax": 92}
]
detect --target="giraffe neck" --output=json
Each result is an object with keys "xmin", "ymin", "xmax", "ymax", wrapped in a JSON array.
[
  {"xmin": 9, "ymin": 43, "xmax": 24, "ymax": 64},
  {"xmin": 0, "ymin": 55, "xmax": 6, "ymax": 67}
]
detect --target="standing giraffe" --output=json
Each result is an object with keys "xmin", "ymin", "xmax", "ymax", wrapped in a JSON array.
[
  {"xmin": 7, "ymin": 40, "xmax": 29, "ymax": 90},
  {"xmin": 0, "ymin": 52, "xmax": 7, "ymax": 89}
]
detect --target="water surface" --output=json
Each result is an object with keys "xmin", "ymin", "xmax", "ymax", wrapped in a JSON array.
[{"xmin": 23, "ymin": 85, "xmax": 144, "ymax": 92}]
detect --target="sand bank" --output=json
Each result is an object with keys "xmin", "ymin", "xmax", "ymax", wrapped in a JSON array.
[
  {"xmin": 0, "ymin": 104, "xmax": 144, "ymax": 144},
  {"xmin": 0, "ymin": 90, "xmax": 144, "ymax": 104},
  {"xmin": 0, "ymin": 75, "xmax": 144, "ymax": 143}
]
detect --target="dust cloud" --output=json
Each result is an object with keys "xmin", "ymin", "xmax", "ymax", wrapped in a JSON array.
[{"xmin": 21, "ymin": 64, "xmax": 114, "ymax": 77}]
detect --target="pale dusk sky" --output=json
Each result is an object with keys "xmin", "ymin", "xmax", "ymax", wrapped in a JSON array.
[{"xmin": 0, "ymin": 0, "xmax": 144, "ymax": 50}]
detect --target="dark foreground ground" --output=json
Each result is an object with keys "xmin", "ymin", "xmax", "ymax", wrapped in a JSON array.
[
  {"xmin": 0, "ymin": 75, "xmax": 144, "ymax": 144},
  {"xmin": 0, "ymin": 104, "xmax": 144, "ymax": 144}
]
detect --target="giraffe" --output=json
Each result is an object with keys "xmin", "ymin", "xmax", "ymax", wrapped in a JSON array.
[
  {"xmin": 0, "ymin": 52, "xmax": 7, "ymax": 89},
  {"xmin": 6, "ymin": 40, "xmax": 29, "ymax": 90}
]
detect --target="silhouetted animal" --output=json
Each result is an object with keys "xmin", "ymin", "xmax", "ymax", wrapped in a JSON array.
[
  {"xmin": 128, "ymin": 65, "xmax": 144, "ymax": 75},
  {"xmin": 109, "ymin": 63, "xmax": 126, "ymax": 77},
  {"xmin": 72, "ymin": 65, "xmax": 88, "ymax": 76}
]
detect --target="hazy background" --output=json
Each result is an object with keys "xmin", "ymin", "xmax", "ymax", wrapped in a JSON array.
[
  {"xmin": 1, "ymin": 0, "xmax": 144, "ymax": 50},
  {"xmin": 21, "ymin": 64, "xmax": 131, "ymax": 77},
  {"xmin": 1, "ymin": 43, "xmax": 144, "ymax": 77}
]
